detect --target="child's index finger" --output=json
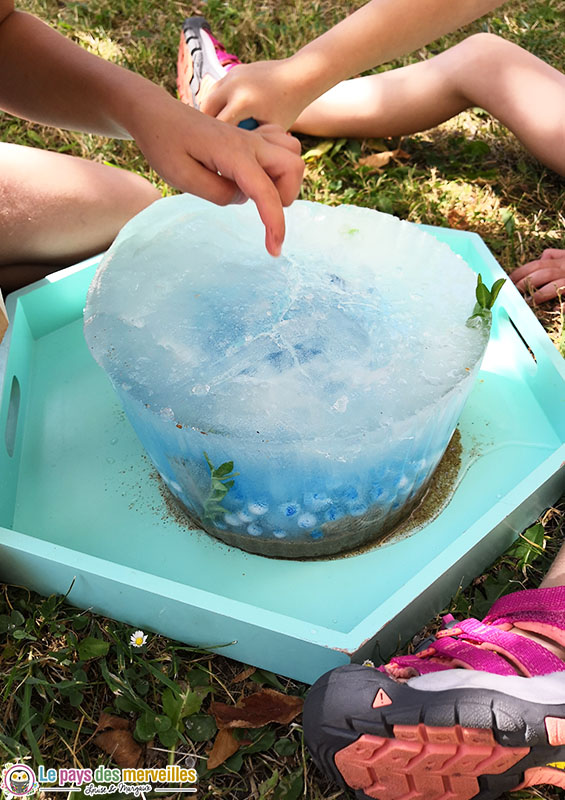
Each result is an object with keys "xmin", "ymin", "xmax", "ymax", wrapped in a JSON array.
[{"xmin": 233, "ymin": 160, "xmax": 287, "ymax": 257}]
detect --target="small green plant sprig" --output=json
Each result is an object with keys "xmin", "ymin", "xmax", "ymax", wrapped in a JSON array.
[
  {"xmin": 202, "ymin": 452, "xmax": 239, "ymax": 523},
  {"xmin": 467, "ymin": 274, "xmax": 506, "ymax": 325}
]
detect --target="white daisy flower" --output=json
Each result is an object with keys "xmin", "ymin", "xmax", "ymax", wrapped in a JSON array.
[
  {"xmin": 362, "ymin": 659, "xmax": 375, "ymax": 668},
  {"xmin": 130, "ymin": 630, "xmax": 147, "ymax": 647}
]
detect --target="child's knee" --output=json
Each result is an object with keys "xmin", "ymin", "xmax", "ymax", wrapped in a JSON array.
[
  {"xmin": 460, "ymin": 32, "xmax": 508, "ymax": 68},
  {"xmin": 446, "ymin": 33, "xmax": 510, "ymax": 100},
  {"xmin": 110, "ymin": 171, "xmax": 161, "ymax": 218}
]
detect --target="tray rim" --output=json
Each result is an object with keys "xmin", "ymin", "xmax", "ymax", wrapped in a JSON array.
[
  {"xmin": 1, "ymin": 219, "xmax": 564, "ymax": 682},
  {"xmin": 1, "ymin": 446, "xmax": 563, "ymax": 655}
]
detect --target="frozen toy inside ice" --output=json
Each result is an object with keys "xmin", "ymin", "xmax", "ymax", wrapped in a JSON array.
[{"xmin": 84, "ymin": 195, "xmax": 492, "ymax": 557}]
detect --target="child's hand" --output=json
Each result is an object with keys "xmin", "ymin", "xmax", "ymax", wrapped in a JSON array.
[
  {"xmin": 200, "ymin": 60, "xmax": 309, "ymax": 131},
  {"xmin": 0, "ymin": 9, "xmax": 303, "ymax": 257},
  {"xmin": 128, "ymin": 87, "xmax": 304, "ymax": 256},
  {"xmin": 511, "ymin": 249, "xmax": 565, "ymax": 304}
]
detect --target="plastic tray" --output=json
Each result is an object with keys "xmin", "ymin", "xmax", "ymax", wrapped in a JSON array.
[{"xmin": 1, "ymin": 226, "xmax": 564, "ymax": 684}]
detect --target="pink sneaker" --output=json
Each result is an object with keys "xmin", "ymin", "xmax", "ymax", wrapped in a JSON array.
[
  {"xmin": 177, "ymin": 17, "xmax": 240, "ymax": 110},
  {"xmin": 304, "ymin": 586, "xmax": 565, "ymax": 800},
  {"xmin": 177, "ymin": 17, "xmax": 257, "ymax": 130}
]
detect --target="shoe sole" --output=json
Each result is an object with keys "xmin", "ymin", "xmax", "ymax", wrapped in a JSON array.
[{"xmin": 303, "ymin": 664, "xmax": 565, "ymax": 800}]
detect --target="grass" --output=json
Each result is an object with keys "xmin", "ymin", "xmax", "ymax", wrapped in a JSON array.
[{"xmin": 1, "ymin": 0, "xmax": 564, "ymax": 797}]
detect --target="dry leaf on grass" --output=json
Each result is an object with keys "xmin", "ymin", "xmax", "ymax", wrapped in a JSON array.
[
  {"xmin": 447, "ymin": 208, "xmax": 470, "ymax": 230},
  {"xmin": 207, "ymin": 728, "xmax": 241, "ymax": 769},
  {"xmin": 94, "ymin": 712, "xmax": 143, "ymax": 768},
  {"xmin": 395, "ymin": 149, "xmax": 411, "ymax": 161},
  {"xmin": 358, "ymin": 149, "xmax": 411, "ymax": 173},
  {"xmin": 232, "ymin": 666, "xmax": 256, "ymax": 683},
  {"xmin": 210, "ymin": 688, "xmax": 303, "ymax": 730}
]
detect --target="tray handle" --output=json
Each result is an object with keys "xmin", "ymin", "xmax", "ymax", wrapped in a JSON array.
[{"xmin": 4, "ymin": 374, "xmax": 20, "ymax": 458}]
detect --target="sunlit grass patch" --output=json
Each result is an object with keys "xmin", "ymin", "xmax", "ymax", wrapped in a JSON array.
[{"xmin": 73, "ymin": 31, "xmax": 125, "ymax": 62}]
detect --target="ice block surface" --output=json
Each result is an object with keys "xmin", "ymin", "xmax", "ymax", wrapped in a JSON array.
[
  {"xmin": 85, "ymin": 197, "xmax": 484, "ymax": 436},
  {"xmin": 84, "ymin": 196, "xmax": 488, "ymax": 556}
]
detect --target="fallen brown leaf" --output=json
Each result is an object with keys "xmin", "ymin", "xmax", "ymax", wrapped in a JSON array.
[
  {"xmin": 94, "ymin": 713, "xmax": 143, "ymax": 768},
  {"xmin": 96, "ymin": 712, "xmax": 130, "ymax": 732},
  {"xmin": 447, "ymin": 208, "xmax": 469, "ymax": 230},
  {"xmin": 358, "ymin": 149, "xmax": 411, "ymax": 173},
  {"xmin": 207, "ymin": 729, "xmax": 241, "ymax": 769},
  {"xmin": 210, "ymin": 688, "xmax": 303, "ymax": 730},
  {"xmin": 358, "ymin": 152, "xmax": 391, "ymax": 171},
  {"xmin": 232, "ymin": 666, "xmax": 256, "ymax": 683}
]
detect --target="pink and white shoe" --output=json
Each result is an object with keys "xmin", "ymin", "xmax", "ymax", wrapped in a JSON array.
[
  {"xmin": 304, "ymin": 586, "xmax": 565, "ymax": 800},
  {"xmin": 177, "ymin": 17, "xmax": 257, "ymax": 130}
]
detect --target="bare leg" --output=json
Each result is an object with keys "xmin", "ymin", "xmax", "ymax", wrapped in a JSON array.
[
  {"xmin": 293, "ymin": 33, "xmax": 565, "ymax": 175},
  {"xmin": 0, "ymin": 142, "xmax": 160, "ymax": 291},
  {"xmin": 540, "ymin": 540, "xmax": 565, "ymax": 589}
]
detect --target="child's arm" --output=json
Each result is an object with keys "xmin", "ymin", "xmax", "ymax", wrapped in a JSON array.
[
  {"xmin": 292, "ymin": 34, "xmax": 565, "ymax": 177},
  {"xmin": 200, "ymin": 0, "xmax": 505, "ymax": 129},
  {"xmin": 0, "ymin": 3, "xmax": 304, "ymax": 256}
]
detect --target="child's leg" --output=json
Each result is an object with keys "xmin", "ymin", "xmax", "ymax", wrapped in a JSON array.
[
  {"xmin": 292, "ymin": 52, "xmax": 469, "ymax": 139},
  {"xmin": 541, "ymin": 539, "xmax": 565, "ymax": 589},
  {"xmin": 294, "ymin": 33, "xmax": 565, "ymax": 175},
  {"xmin": 0, "ymin": 142, "xmax": 160, "ymax": 290}
]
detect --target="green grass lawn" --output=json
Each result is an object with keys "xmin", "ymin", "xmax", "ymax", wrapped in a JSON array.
[{"xmin": 1, "ymin": 0, "xmax": 564, "ymax": 797}]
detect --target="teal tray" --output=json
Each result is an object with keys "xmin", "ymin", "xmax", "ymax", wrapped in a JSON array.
[{"xmin": 1, "ymin": 227, "xmax": 564, "ymax": 684}]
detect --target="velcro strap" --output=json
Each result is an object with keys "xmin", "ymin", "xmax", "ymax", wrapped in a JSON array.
[
  {"xmin": 430, "ymin": 635, "xmax": 518, "ymax": 675},
  {"xmin": 456, "ymin": 618, "xmax": 565, "ymax": 677},
  {"xmin": 381, "ymin": 655, "xmax": 456, "ymax": 676},
  {"xmin": 486, "ymin": 587, "xmax": 565, "ymax": 631}
]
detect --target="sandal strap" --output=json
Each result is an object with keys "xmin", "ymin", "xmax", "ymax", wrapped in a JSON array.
[
  {"xmin": 378, "ymin": 656, "xmax": 455, "ymax": 677},
  {"xmin": 486, "ymin": 586, "xmax": 565, "ymax": 631},
  {"xmin": 384, "ymin": 637, "xmax": 519, "ymax": 677},
  {"xmin": 485, "ymin": 587, "xmax": 565, "ymax": 647},
  {"xmin": 429, "ymin": 635, "xmax": 519, "ymax": 674},
  {"xmin": 380, "ymin": 588, "xmax": 565, "ymax": 679},
  {"xmin": 382, "ymin": 613, "xmax": 565, "ymax": 678},
  {"xmin": 455, "ymin": 618, "xmax": 565, "ymax": 676}
]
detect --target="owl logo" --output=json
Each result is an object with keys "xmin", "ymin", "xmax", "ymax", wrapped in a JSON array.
[{"xmin": 1, "ymin": 764, "xmax": 36, "ymax": 797}]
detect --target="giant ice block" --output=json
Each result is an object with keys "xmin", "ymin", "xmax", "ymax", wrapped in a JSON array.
[{"xmin": 84, "ymin": 196, "xmax": 489, "ymax": 557}]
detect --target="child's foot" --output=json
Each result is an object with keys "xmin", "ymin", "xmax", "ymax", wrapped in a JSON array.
[
  {"xmin": 304, "ymin": 586, "xmax": 565, "ymax": 800},
  {"xmin": 177, "ymin": 17, "xmax": 241, "ymax": 111}
]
